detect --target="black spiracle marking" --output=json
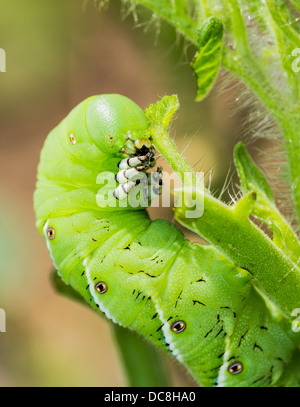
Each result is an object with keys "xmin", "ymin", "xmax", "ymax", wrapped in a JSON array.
[
  {"xmin": 204, "ymin": 319, "xmax": 221, "ymax": 338},
  {"xmin": 115, "ymin": 264, "xmax": 124, "ymax": 269},
  {"xmin": 174, "ymin": 291, "xmax": 183, "ymax": 308},
  {"xmin": 137, "ymin": 270, "xmax": 157, "ymax": 278},
  {"xmin": 156, "ymin": 324, "xmax": 164, "ymax": 332},
  {"xmin": 202, "ymin": 364, "xmax": 223, "ymax": 374},
  {"xmin": 215, "ymin": 327, "xmax": 224, "ymax": 338},
  {"xmin": 192, "ymin": 300, "xmax": 206, "ymax": 306},
  {"xmin": 238, "ymin": 329, "xmax": 249, "ymax": 347},
  {"xmin": 253, "ymin": 343, "xmax": 263, "ymax": 352}
]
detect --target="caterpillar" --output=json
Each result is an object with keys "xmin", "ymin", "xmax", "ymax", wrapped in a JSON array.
[{"xmin": 34, "ymin": 94, "xmax": 299, "ymax": 387}]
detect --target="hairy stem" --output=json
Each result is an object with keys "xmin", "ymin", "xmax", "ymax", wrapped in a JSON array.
[
  {"xmin": 123, "ymin": 0, "xmax": 300, "ymax": 227},
  {"xmin": 151, "ymin": 128, "xmax": 300, "ymax": 320}
]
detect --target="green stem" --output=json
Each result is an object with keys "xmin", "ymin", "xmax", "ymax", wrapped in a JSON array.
[
  {"xmin": 112, "ymin": 324, "xmax": 171, "ymax": 387},
  {"xmin": 150, "ymin": 126, "xmax": 197, "ymax": 185},
  {"xmin": 266, "ymin": 0, "xmax": 300, "ymax": 48},
  {"xmin": 227, "ymin": 0, "xmax": 250, "ymax": 53},
  {"xmin": 131, "ymin": 0, "xmax": 198, "ymax": 42},
  {"xmin": 151, "ymin": 130, "xmax": 300, "ymax": 319},
  {"xmin": 290, "ymin": 0, "xmax": 300, "ymax": 13},
  {"xmin": 277, "ymin": 110, "xmax": 300, "ymax": 224},
  {"xmin": 176, "ymin": 192, "xmax": 300, "ymax": 319},
  {"xmin": 123, "ymin": 0, "xmax": 300, "ymax": 227}
]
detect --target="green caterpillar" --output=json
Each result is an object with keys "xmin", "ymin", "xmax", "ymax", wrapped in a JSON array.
[{"xmin": 34, "ymin": 94, "xmax": 299, "ymax": 387}]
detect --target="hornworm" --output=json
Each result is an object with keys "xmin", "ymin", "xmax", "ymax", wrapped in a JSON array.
[{"xmin": 34, "ymin": 94, "xmax": 299, "ymax": 387}]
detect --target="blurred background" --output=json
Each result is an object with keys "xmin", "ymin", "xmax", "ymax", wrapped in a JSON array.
[{"xmin": 0, "ymin": 0, "xmax": 274, "ymax": 386}]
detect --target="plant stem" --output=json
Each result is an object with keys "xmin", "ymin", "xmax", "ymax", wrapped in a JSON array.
[
  {"xmin": 151, "ymin": 129, "xmax": 300, "ymax": 319},
  {"xmin": 176, "ymin": 192, "xmax": 300, "ymax": 319},
  {"xmin": 112, "ymin": 324, "xmax": 171, "ymax": 387},
  {"xmin": 278, "ymin": 110, "xmax": 300, "ymax": 224},
  {"xmin": 125, "ymin": 0, "xmax": 300, "ymax": 227},
  {"xmin": 150, "ymin": 126, "xmax": 197, "ymax": 185}
]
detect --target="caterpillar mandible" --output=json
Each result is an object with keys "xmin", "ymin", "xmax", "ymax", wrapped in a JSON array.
[{"xmin": 34, "ymin": 94, "xmax": 299, "ymax": 387}]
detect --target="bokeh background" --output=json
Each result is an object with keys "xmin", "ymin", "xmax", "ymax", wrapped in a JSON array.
[{"xmin": 0, "ymin": 0, "xmax": 272, "ymax": 386}]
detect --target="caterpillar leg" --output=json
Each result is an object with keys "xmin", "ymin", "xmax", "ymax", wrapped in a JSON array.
[
  {"xmin": 148, "ymin": 166, "xmax": 163, "ymax": 198},
  {"xmin": 118, "ymin": 151, "xmax": 156, "ymax": 171},
  {"xmin": 113, "ymin": 180, "xmax": 140, "ymax": 200},
  {"xmin": 114, "ymin": 145, "xmax": 156, "ymax": 199},
  {"xmin": 113, "ymin": 165, "xmax": 163, "ymax": 202},
  {"xmin": 115, "ymin": 168, "xmax": 144, "ymax": 184}
]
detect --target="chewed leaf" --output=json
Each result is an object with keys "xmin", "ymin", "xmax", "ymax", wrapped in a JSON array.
[
  {"xmin": 145, "ymin": 95, "xmax": 179, "ymax": 131},
  {"xmin": 234, "ymin": 142, "xmax": 274, "ymax": 203},
  {"xmin": 191, "ymin": 17, "xmax": 223, "ymax": 102}
]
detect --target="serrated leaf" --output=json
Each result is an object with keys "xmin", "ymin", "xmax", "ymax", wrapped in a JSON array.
[
  {"xmin": 145, "ymin": 95, "xmax": 179, "ymax": 131},
  {"xmin": 234, "ymin": 142, "xmax": 274, "ymax": 203},
  {"xmin": 191, "ymin": 17, "xmax": 224, "ymax": 101}
]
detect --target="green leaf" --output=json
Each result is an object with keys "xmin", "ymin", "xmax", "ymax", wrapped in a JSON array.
[
  {"xmin": 191, "ymin": 17, "xmax": 224, "ymax": 101},
  {"xmin": 145, "ymin": 94, "xmax": 179, "ymax": 131},
  {"xmin": 234, "ymin": 142, "xmax": 274, "ymax": 203}
]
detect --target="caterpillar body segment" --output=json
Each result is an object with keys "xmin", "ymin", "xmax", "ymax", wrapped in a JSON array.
[{"xmin": 34, "ymin": 95, "xmax": 299, "ymax": 387}]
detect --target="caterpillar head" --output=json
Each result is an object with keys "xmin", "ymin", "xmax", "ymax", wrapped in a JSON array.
[{"xmin": 85, "ymin": 94, "xmax": 151, "ymax": 156}]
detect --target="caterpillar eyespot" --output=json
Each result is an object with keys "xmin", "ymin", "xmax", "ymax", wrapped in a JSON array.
[
  {"xmin": 34, "ymin": 94, "xmax": 298, "ymax": 387},
  {"xmin": 69, "ymin": 133, "xmax": 76, "ymax": 145},
  {"xmin": 228, "ymin": 362, "xmax": 243, "ymax": 375},
  {"xmin": 46, "ymin": 227, "xmax": 55, "ymax": 240},
  {"xmin": 95, "ymin": 281, "xmax": 108, "ymax": 294},
  {"xmin": 171, "ymin": 320, "xmax": 186, "ymax": 333}
]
